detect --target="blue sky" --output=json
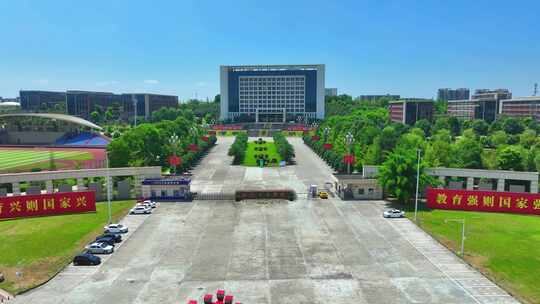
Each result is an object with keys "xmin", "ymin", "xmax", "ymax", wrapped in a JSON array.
[{"xmin": 1, "ymin": 0, "xmax": 539, "ymax": 100}]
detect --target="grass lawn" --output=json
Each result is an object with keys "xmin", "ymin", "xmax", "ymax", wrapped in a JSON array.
[
  {"xmin": 0, "ymin": 200, "xmax": 135, "ymax": 294},
  {"xmin": 0, "ymin": 149, "xmax": 93, "ymax": 172},
  {"xmin": 243, "ymin": 140, "xmax": 282, "ymax": 167},
  {"xmin": 405, "ymin": 204, "xmax": 540, "ymax": 304}
]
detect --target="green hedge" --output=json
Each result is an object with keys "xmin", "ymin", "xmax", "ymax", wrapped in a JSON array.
[
  {"xmin": 228, "ymin": 133, "xmax": 248, "ymax": 164},
  {"xmin": 273, "ymin": 132, "xmax": 295, "ymax": 164}
]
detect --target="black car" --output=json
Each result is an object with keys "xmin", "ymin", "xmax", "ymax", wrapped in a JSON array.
[
  {"xmin": 73, "ymin": 252, "xmax": 101, "ymax": 266},
  {"xmin": 96, "ymin": 233, "xmax": 122, "ymax": 244}
]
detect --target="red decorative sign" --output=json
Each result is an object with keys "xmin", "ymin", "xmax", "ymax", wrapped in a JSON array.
[
  {"xmin": 323, "ymin": 143, "xmax": 333, "ymax": 150},
  {"xmin": 311, "ymin": 135, "xmax": 320, "ymax": 141},
  {"xmin": 343, "ymin": 154, "xmax": 355, "ymax": 164},
  {"xmin": 201, "ymin": 136, "xmax": 209, "ymax": 142},
  {"xmin": 426, "ymin": 188, "xmax": 540, "ymax": 216},
  {"xmin": 189, "ymin": 144, "xmax": 199, "ymax": 152},
  {"xmin": 168, "ymin": 155, "xmax": 181, "ymax": 166},
  {"xmin": 0, "ymin": 191, "xmax": 96, "ymax": 220}
]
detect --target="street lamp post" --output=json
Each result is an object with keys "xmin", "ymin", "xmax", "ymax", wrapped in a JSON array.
[
  {"xmin": 345, "ymin": 132, "xmax": 354, "ymax": 175},
  {"xmin": 105, "ymin": 151, "xmax": 112, "ymax": 224},
  {"xmin": 132, "ymin": 95, "xmax": 137, "ymax": 127},
  {"xmin": 169, "ymin": 134, "xmax": 180, "ymax": 175},
  {"xmin": 323, "ymin": 127, "xmax": 331, "ymax": 142},
  {"xmin": 445, "ymin": 219, "xmax": 466, "ymax": 256},
  {"xmin": 414, "ymin": 149, "xmax": 421, "ymax": 222}
]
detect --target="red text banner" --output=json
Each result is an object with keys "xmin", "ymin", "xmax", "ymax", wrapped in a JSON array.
[
  {"xmin": 426, "ymin": 188, "xmax": 540, "ymax": 216},
  {"xmin": 0, "ymin": 191, "xmax": 96, "ymax": 220}
]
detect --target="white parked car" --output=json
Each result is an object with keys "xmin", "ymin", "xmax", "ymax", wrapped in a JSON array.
[
  {"xmin": 85, "ymin": 242, "xmax": 114, "ymax": 254},
  {"xmin": 383, "ymin": 209, "xmax": 405, "ymax": 218},
  {"xmin": 104, "ymin": 223, "xmax": 129, "ymax": 234},
  {"xmin": 143, "ymin": 200, "xmax": 157, "ymax": 208},
  {"xmin": 130, "ymin": 205, "xmax": 152, "ymax": 215}
]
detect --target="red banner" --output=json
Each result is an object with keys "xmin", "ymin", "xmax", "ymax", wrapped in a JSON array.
[
  {"xmin": 343, "ymin": 154, "xmax": 356, "ymax": 164},
  {"xmin": 426, "ymin": 188, "xmax": 540, "ymax": 216},
  {"xmin": 0, "ymin": 191, "xmax": 96, "ymax": 220},
  {"xmin": 168, "ymin": 155, "xmax": 181, "ymax": 166}
]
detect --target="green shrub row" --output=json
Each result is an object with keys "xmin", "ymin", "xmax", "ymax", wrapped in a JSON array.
[
  {"xmin": 273, "ymin": 133, "xmax": 295, "ymax": 164},
  {"xmin": 228, "ymin": 133, "xmax": 248, "ymax": 165}
]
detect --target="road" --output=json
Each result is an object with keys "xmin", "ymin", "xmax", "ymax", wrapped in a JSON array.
[{"xmin": 13, "ymin": 137, "xmax": 519, "ymax": 304}]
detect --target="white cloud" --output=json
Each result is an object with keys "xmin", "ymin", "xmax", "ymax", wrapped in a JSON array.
[
  {"xmin": 144, "ymin": 79, "xmax": 159, "ymax": 84},
  {"xmin": 95, "ymin": 80, "xmax": 119, "ymax": 87}
]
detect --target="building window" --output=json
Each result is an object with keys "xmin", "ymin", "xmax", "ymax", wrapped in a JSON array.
[{"xmin": 358, "ymin": 188, "xmax": 365, "ymax": 195}]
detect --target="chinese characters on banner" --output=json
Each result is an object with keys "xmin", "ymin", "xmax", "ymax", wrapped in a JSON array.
[
  {"xmin": 426, "ymin": 188, "xmax": 540, "ymax": 216},
  {"xmin": 0, "ymin": 191, "xmax": 96, "ymax": 220}
]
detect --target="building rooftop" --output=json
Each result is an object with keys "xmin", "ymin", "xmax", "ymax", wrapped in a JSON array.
[
  {"xmin": 0, "ymin": 113, "xmax": 102, "ymax": 130},
  {"xmin": 223, "ymin": 64, "xmax": 323, "ymax": 72},
  {"xmin": 501, "ymin": 96, "xmax": 540, "ymax": 102},
  {"xmin": 389, "ymin": 98, "xmax": 434, "ymax": 104}
]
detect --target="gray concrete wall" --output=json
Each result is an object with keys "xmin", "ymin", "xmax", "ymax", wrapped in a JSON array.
[
  {"xmin": 88, "ymin": 182, "xmax": 103, "ymax": 201},
  {"xmin": 116, "ymin": 180, "xmax": 131, "ymax": 200},
  {"xmin": 0, "ymin": 167, "xmax": 161, "ymax": 184},
  {"xmin": 26, "ymin": 186, "xmax": 41, "ymax": 195},
  {"xmin": 58, "ymin": 184, "xmax": 72, "ymax": 193},
  {"xmin": 7, "ymin": 131, "xmax": 65, "ymax": 144}
]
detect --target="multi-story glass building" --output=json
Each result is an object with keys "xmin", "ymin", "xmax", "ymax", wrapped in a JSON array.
[
  {"xmin": 500, "ymin": 96, "xmax": 540, "ymax": 121},
  {"xmin": 388, "ymin": 99, "xmax": 435, "ymax": 125},
  {"xmin": 219, "ymin": 65, "xmax": 325, "ymax": 122},
  {"xmin": 19, "ymin": 90, "xmax": 66, "ymax": 112},
  {"xmin": 437, "ymin": 88, "xmax": 470, "ymax": 101}
]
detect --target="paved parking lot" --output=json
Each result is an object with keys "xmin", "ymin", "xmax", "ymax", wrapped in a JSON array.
[{"xmin": 12, "ymin": 137, "xmax": 519, "ymax": 304}]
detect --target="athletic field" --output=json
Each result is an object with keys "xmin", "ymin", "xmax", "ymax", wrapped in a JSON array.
[{"xmin": 0, "ymin": 148, "xmax": 100, "ymax": 173}]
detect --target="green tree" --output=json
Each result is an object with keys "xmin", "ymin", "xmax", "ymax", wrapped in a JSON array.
[
  {"xmin": 471, "ymin": 119, "xmax": 489, "ymax": 136},
  {"xmin": 378, "ymin": 148, "xmax": 436, "ymax": 203},
  {"xmin": 502, "ymin": 117, "xmax": 525, "ymax": 135},
  {"xmin": 519, "ymin": 129, "xmax": 537, "ymax": 148},
  {"xmin": 90, "ymin": 111, "xmax": 101, "ymax": 123},
  {"xmin": 414, "ymin": 119, "xmax": 431, "ymax": 137},
  {"xmin": 451, "ymin": 137, "xmax": 483, "ymax": 168},
  {"xmin": 489, "ymin": 130, "xmax": 508, "ymax": 147},
  {"xmin": 105, "ymin": 107, "xmax": 114, "ymax": 122},
  {"xmin": 496, "ymin": 146, "xmax": 525, "ymax": 171}
]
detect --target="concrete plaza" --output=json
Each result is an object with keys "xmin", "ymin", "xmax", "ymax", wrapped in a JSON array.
[{"xmin": 12, "ymin": 137, "xmax": 519, "ymax": 304}]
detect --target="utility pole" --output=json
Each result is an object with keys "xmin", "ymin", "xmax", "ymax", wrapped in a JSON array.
[
  {"xmin": 534, "ymin": 83, "xmax": 538, "ymax": 96},
  {"xmin": 414, "ymin": 149, "xmax": 421, "ymax": 222}
]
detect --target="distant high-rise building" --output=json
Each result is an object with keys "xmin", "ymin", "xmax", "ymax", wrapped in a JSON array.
[
  {"xmin": 359, "ymin": 94, "xmax": 400, "ymax": 101},
  {"xmin": 325, "ymin": 88, "xmax": 338, "ymax": 97},
  {"xmin": 19, "ymin": 90, "xmax": 66, "ymax": 112},
  {"xmin": 388, "ymin": 99, "xmax": 434, "ymax": 125},
  {"xmin": 437, "ymin": 88, "xmax": 470, "ymax": 101}
]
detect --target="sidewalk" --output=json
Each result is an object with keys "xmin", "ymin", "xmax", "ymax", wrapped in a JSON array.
[{"xmin": 0, "ymin": 288, "xmax": 14, "ymax": 303}]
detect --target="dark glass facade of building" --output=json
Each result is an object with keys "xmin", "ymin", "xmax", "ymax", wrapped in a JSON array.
[
  {"xmin": 66, "ymin": 91, "xmax": 123, "ymax": 119},
  {"xmin": 19, "ymin": 90, "xmax": 66, "ymax": 112}
]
